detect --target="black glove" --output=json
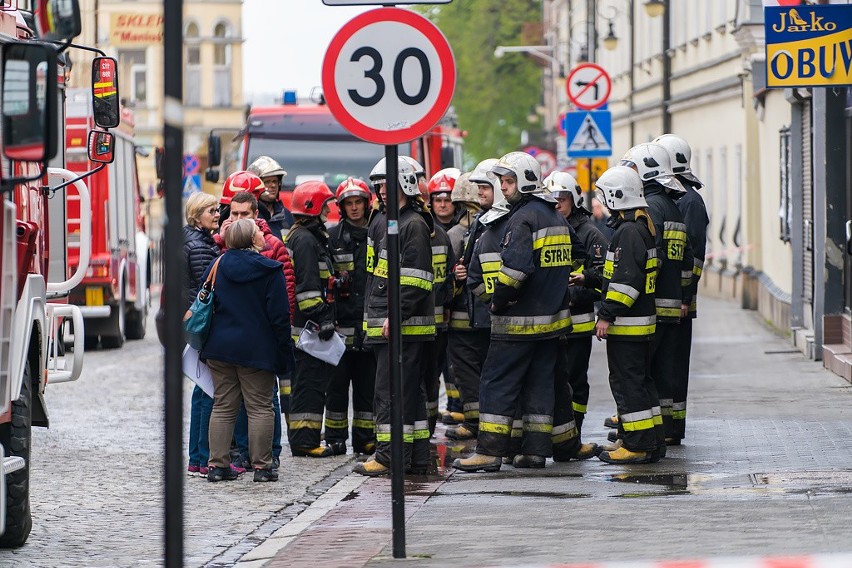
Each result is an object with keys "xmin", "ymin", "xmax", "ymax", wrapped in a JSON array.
[{"xmin": 318, "ymin": 320, "xmax": 336, "ymax": 341}]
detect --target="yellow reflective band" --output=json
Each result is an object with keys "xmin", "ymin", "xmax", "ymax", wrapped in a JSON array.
[
  {"xmin": 480, "ymin": 422, "xmax": 511, "ymax": 435},
  {"xmin": 414, "ymin": 428, "xmax": 431, "ymax": 440},
  {"xmin": 693, "ymin": 266, "xmax": 703, "ymax": 277},
  {"xmin": 572, "ymin": 402, "xmax": 588, "ymax": 414},
  {"xmin": 483, "ymin": 272, "xmax": 498, "ymax": 296},
  {"xmin": 603, "ymin": 259, "xmax": 614, "ymax": 280},
  {"xmin": 319, "ymin": 269, "xmax": 331, "ymax": 279},
  {"xmin": 540, "ymin": 244, "xmax": 574, "ymax": 267},
  {"xmin": 481, "ymin": 261, "xmax": 502, "ymax": 273},
  {"xmin": 656, "ymin": 307, "xmax": 681, "ymax": 318},
  {"xmin": 290, "ymin": 420, "xmax": 322, "ymax": 430},
  {"xmin": 400, "ymin": 276, "xmax": 433, "ymax": 290},
  {"xmin": 663, "ymin": 230, "xmax": 687, "ymax": 241},
  {"xmin": 335, "ymin": 262, "xmax": 355, "ymax": 271},
  {"xmin": 449, "ymin": 319, "xmax": 471, "ymax": 329},
  {"xmin": 606, "ymin": 290, "xmax": 635, "ymax": 307},
  {"xmin": 298, "ymin": 297, "xmax": 324, "ymax": 311},
  {"xmin": 324, "ymin": 418, "xmax": 349, "ymax": 429},
  {"xmin": 646, "ymin": 258, "xmax": 659, "ymax": 270},
  {"xmin": 652, "ymin": 414, "xmax": 663, "ymax": 425},
  {"xmin": 551, "ymin": 427, "xmax": 578, "ymax": 443},
  {"xmin": 672, "ymin": 410, "xmax": 686, "ymax": 420},
  {"xmin": 532, "ymin": 234, "xmax": 572, "ymax": 250},
  {"xmin": 377, "ymin": 432, "xmax": 391, "ymax": 442},
  {"xmin": 622, "ymin": 418, "xmax": 655, "ymax": 432},
  {"xmin": 569, "ymin": 320, "xmax": 595, "ymax": 334},
  {"xmin": 464, "ymin": 409, "xmax": 480, "ymax": 419},
  {"xmin": 282, "ymin": 385, "xmax": 291, "ymax": 395},
  {"xmin": 491, "ymin": 313, "xmax": 572, "ymax": 336},
  {"xmin": 353, "ymin": 419, "xmax": 375, "ymax": 429},
  {"xmin": 403, "ymin": 433, "xmax": 414, "ymax": 443},
  {"xmin": 646, "ymin": 272, "xmax": 657, "ymax": 294},
  {"xmin": 432, "ymin": 253, "xmax": 448, "ymax": 283},
  {"xmin": 607, "ymin": 324, "xmax": 656, "ymax": 336},
  {"xmin": 366, "ymin": 324, "xmax": 436, "ymax": 337},
  {"xmin": 366, "ymin": 245, "xmax": 375, "ymax": 274},
  {"xmin": 374, "ymin": 258, "xmax": 388, "ymax": 279}
]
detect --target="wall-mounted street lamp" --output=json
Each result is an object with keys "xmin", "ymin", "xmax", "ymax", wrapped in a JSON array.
[
  {"xmin": 644, "ymin": 0, "xmax": 665, "ymax": 18},
  {"xmin": 494, "ymin": 44, "xmax": 564, "ymax": 77},
  {"xmin": 602, "ymin": 20, "xmax": 618, "ymax": 51}
]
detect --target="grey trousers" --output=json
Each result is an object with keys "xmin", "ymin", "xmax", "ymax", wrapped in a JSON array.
[{"xmin": 207, "ymin": 360, "xmax": 276, "ymax": 470}]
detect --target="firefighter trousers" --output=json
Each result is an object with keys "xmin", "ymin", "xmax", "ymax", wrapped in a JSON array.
[
  {"xmin": 477, "ymin": 338, "xmax": 558, "ymax": 458},
  {"xmin": 288, "ymin": 350, "xmax": 335, "ymax": 452},
  {"xmin": 325, "ymin": 350, "xmax": 377, "ymax": 453},
  {"xmin": 606, "ymin": 339, "xmax": 659, "ymax": 452},
  {"xmin": 447, "ymin": 329, "xmax": 490, "ymax": 433},
  {"xmin": 563, "ymin": 335, "xmax": 593, "ymax": 434},
  {"xmin": 373, "ymin": 342, "xmax": 431, "ymax": 470},
  {"xmin": 424, "ymin": 330, "xmax": 449, "ymax": 433},
  {"xmin": 672, "ymin": 317, "xmax": 693, "ymax": 440},
  {"xmin": 552, "ymin": 341, "xmax": 582, "ymax": 459},
  {"xmin": 651, "ymin": 321, "xmax": 680, "ymax": 438}
]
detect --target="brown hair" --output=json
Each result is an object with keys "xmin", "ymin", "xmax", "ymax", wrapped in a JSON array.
[
  {"xmin": 230, "ymin": 190, "xmax": 258, "ymax": 212},
  {"xmin": 184, "ymin": 192, "xmax": 218, "ymax": 226},
  {"xmin": 224, "ymin": 218, "xmax": 258, "ymax": 250}
]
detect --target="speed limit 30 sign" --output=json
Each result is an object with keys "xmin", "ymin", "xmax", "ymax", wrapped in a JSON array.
[{"xmin": 322, "ymin": 8, "xmax": 456, "ymax": 145}]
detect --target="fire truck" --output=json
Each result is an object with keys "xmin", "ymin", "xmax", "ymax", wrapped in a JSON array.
[
  {"xmin": 65, "ymin": 89, "xmax": 149, "ymax": 349},
  {"xmin": 205, "ymin": 90, "xmax": 465, "ymax": 220},
  {"xmin": 0, "ymin": 0, "xmax": 121, "ymax": 547}
]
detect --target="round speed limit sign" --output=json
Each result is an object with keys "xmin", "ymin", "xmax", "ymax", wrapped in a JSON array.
[{"xmin": 322, "ymin": 8, "xmax": 456, "ymax": 145}]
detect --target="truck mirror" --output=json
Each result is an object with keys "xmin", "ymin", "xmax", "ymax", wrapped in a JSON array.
[
  {"xmin": 87, "ymin": 130, "xmax": 115, "ymax": 164},
  {"xmin": 207, "ymin": 132, "xmax": 221, "ymax": 166},
  {"xmin": 1, "ymin": 43, "xmax": 58, "ymax": 162},
  {"xmin": 91, "ymin": 57, "xmax": 120, "ymax": 129},
  {"xmin": 154, "ymin": 146, "xmax": 164, "ymax": 179},
  {"xmin": 205, "ymin": 168, "xmax": 220, "ymax": 183},
  {"xmin": 34, "ymin": 0, "xmax": 82, "ymax": 42}
]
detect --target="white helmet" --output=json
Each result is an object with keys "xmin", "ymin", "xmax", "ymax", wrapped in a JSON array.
[
  {"xmin": 400, "ymin": 155, "xmax": 427, "ymax": 180},
  {"xmin": 595, "ymin": 166, "xmax": 647, "ymax": 212},
  {"xmin": 543, "ymin": 171, "xmax": 589, "ymax": 214},
  {"xmin": 469, "ymin": 158, "xmax": 499, "ymax": 192},
  {"xmin": 492, "ymin": 151, "xmax": 542, "ymax": 193},
  {"xmin": 247, "ymin": 156, "xmax": 287, "ymax": 179},
  {"xmin": 369, "ymin": 157, "xmax": 420, "ymax": 197},
  {"xmin": 652, "ymin": 133, "xmax": 703, "ymax": 188},
  {"xmin": 620, "ymin": 143, "xmax": 685, "ymax": 196}
]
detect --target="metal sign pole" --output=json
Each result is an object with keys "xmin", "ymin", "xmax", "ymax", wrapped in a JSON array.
[
  {"xmin": 384, "ymin": 144, "xmax": 406, "ymax": 559},
  {"xmin": 163, "ymin": 0, "xmax": 185, "ymax": 565}
]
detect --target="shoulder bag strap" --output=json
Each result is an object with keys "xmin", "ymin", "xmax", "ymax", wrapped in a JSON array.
[{"xmin": 207, "ymin": 255, "xmax": 223, "ymax": 288}]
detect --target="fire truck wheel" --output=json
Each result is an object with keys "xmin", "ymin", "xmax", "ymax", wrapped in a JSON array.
[
  {"xmin": 0, "ymin": 359, "xmax": 33, "ymax": 548},
  {"xmin": 125, "ymin": 302, "xmax": 147, "ymax": 341},
  {"xmin": 101, "ymin": 294, "xmax": 126, "ymax": 349}
]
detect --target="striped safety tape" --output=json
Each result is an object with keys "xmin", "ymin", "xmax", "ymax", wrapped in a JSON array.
[{"xmin": 508, "ymin": 554, "xmax": 852, "ymax": 568}]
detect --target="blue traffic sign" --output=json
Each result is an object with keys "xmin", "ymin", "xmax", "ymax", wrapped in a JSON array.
[{"xmin": 565, "ymin": 110, "xmax": 612, "ymax": 158}]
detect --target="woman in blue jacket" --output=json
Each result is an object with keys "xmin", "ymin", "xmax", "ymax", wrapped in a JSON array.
[{"xmin": 201, "ymin": 219, "xmax": 295, "ymax": 482}]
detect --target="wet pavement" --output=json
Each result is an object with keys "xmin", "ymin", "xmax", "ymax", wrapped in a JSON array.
[{"xmin": 252, "ymin": 296, "xmax": 852, "ymax": 567}]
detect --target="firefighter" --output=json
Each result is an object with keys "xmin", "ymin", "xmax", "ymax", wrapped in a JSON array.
[
  {"xmin": 619, "ymin": 143, "xmax": 693, "ymax": 453},
  {"xmin": 354, "ymin": 158, "xmax": 435, "ymax": 477},
  {"xmin": 429, "ymin": 167, "xmax": 463, "ymax": 231},
  {"xmin": 247, "ymin": 155, "xmax": 295, "ymax": 240},
  {"xmin": 445, "ymin": 163, "xmax": 495, "ymax": 440},
  {"xmin": 285, "ymin": 180, "xmax": 338, "ymax": 458},
  {"xmin": 453, "ymin": 151, "xmax": 573, "ymax": 472},
  {"xmin": 593, "ymin": 166, "xmax": 660, "ymax": 464},
  {"xmin": 544, "ymin": 171, "xmax": 608, "ymax": 461},
  {"xmin": 325, "ymin": 177, "xmax": 376, "ymax": 456},
  {"xmin": 653, "ymin": 133, "xmax": 709, "ymax": 444}
]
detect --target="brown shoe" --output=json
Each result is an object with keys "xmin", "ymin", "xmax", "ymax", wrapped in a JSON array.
[{"xmin": 353, "ymin": 458, "xmax": 390, "ymax": 477}]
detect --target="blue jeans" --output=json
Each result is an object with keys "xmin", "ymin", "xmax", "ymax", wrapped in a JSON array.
[
  {"xmin": 188, "ymin": 386, "xmax": 213, "ymax": 466},
  {"xmin": 234, "ymin": 382, "xmax": 281, "ymax": 462}
]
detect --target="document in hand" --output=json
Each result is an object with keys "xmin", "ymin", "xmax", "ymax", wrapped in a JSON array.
[
  {"xmin": 182, "ymin": 345, "xmax": 215, "ymax": 397},
  {"xmin": 296, "ymin": 322, "xmax": 346, "ymax": 366}
]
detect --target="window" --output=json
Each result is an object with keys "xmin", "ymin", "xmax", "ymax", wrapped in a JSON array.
[
  {"xmin": 212, "ymin": 21, "xmax": 232, "ymax": 107},
  {"xmin": 185, "ymin": 21, "xmax": 201, "ymax": 107},
  {"xmin": 779, "ymin": 127, "xmax": 792, "ymax": 242},
  {"xmin": 118, "ymin": 49, "xmax": 147, "ymax": 105}
]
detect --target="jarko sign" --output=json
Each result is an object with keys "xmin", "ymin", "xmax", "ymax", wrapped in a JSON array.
[
  {"xmin": 765, "ymin": 4, "xmax": 852, "ymax": 87},
  {"xmin": 109, "ymin": 13, "xmax": 164, "ymax": 47}
]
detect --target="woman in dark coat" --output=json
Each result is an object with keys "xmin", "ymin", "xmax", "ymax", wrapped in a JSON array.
[
  {"xmin": 201, "ymin": 219, "xmax": 295, "ymax": 482},
  {"xmin": 183, "ymin": 192, "xmax": 220, "ymax": 477}
]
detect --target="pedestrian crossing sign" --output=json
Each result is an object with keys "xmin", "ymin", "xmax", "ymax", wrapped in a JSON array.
[{"xmin": 565, "ymin": 110, "xmax": 612, "ymax": 158}]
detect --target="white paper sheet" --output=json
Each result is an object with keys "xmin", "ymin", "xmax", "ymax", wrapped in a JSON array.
[{"xmin": 182, "ymin": 346, "xmax": 215, "ymax": 397}]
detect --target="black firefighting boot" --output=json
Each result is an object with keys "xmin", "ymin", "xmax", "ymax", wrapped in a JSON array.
[
  {"xmin": 512, "ymin": 454, "xmax": 546, "ymax": 469},
  {"xmin": 607, "ymin": 429, "xmax": 620, "ymax": 443},
  {"xmin": 445, "ymin": 424, "xmax": 477, "ymax": 440},
  {"xmin": 604, "ymin": 414, "xmax": 619, "ymax": 429},
  {"xmin": 441, "ymin": 411, "xmax": 465, "ymax": 425},
  {"xmin": 452, "ymin": 453, "xmax": 502, "ymax": 473}
]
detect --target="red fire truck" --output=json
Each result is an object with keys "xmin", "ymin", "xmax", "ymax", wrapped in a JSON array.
[
  {"xmin": 65, "ymin": 88, "xmax": 149, "ymax": 349},
  {"xmin": 205, "ymin": 90, "xmax": 465, "ymax": 220},
  {"xmin": 0, "ymin": 0, "xmax": 121, "ymax": 547}
]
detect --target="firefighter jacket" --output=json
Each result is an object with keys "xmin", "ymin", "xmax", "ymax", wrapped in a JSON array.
[
  {"xmin": 466, "ymin": 215, "xmax": 504, "ymax": 329},
  {"xmin": 259, "ymin": 199, "xmax": 295, "ymax": 241},
  {"xmin": 329, "ymin": 219, "xmax": 369, "ymax": 349},
  {"xmin": 446, "ymin": 218, "xmax": 485, "ymax": 331},
  {"xmin": 598, "ymin": 210, "xmax": 658, "ymax": 341},
  {"xmin": 431, "ymin": 224, "xmax": 453, "ymax": 331},
  {"xmin": 285, "ymin": 218, "xmax": 335, "ymax": 336},
  {"xmin": 567, "ymin": 212, "xmax": 609, "ymax": 336},
  {"xmin": 644, "ymin": 182, "xmax": 694, "ymax": 323},
  {"xmin": 366, "ymin": 208, "xmax": 386, "ymax": 280},
  {"xmin": 488, "ymin": 195, "xmax": 577, "ymax": 341},
  {"xmin": 676, "ymin": 177, "xmax": 709, "ymax": 318},
  {"xmin": 364, "ymin": 205, "xmax": 435, "ymax": 344}
]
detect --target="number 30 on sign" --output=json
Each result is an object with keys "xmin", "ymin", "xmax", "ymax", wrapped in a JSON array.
[{"xmin": 322, "ymin": 8, "xmax": 457, "ymax": 145}]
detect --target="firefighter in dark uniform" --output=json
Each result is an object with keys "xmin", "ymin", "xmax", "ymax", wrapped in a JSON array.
[
  {"xmin": 286, "ymin": 180, "xmax": 338, "ymax": 458},
  {"xmin": 593, "ymin": 166, "xmax": 661, "ymax": 464},
  {"xmin": 453, "ymin": 151, "xmax": 573, "ymax": 472},
  {"xmin": 619, "ymin": 142, "xmax": 693, "ymax": 453},
  {"xmin": 324, "ymin": 177, "xmax": 376, "ymax": 456},
  {"xmin": 445, "ymin": 160, "xmax": 498, "ymax": 440},
  {"xmin": 654, "ymin": 133, "xmax": 709, "ymax": 444},
  {"xmin": 354, "ymin": 158, "xmax": 435, "ymax": 477},
  {"xmin": 545, "ymin": 171, "xmax": 608, "ymax": 461}
]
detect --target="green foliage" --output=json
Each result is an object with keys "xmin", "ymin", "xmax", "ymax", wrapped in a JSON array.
[{"xmin": 416, "ymin": 0, "xmax": 544, "ymax": 166}]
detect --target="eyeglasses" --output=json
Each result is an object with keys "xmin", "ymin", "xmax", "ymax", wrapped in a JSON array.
[{"xmin": 205, "ymin": 208, "xmax": 219, "ymax": 214}]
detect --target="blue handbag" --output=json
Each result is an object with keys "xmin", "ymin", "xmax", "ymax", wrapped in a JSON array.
[{"xmin": 183, "ymin": 256, "xmax": 222, "ymax": 350}]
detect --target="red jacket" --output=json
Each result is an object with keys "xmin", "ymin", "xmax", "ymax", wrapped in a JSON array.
[{"xmin": 215, "ymin": 218, "xmax": 297, "ymax": 323}]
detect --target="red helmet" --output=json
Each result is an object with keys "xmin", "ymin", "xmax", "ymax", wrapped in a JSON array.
[
  {"xmin": 336, "ymin": 177, "xmax": 372, "ymax": 205},
  {"xmin": 220, "ymin": 171, "xmax": 265, "ymax": 205},
  {"xmin": 291, "ymin": 180, "xmax": 334, "ymax": 217},
  {"xmin": 427, "ymin": 168, "xmax": 460, "ymax": 197}
]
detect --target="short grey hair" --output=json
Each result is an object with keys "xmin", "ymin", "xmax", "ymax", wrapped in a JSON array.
[{"xmin": 224, "ymin": 218, "xmax": 257, "ymax": 250}]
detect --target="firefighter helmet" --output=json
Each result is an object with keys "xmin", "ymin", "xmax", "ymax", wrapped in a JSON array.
[
  {"xmin": 401, "ymin": 155, "xmax": 427, "ymax": 180},
  {"xmin": 428, "ymin": 168, "xmax": 460, "ymax": 196},
  {"xmin": 544, "ymin": 171, "xmax": 589, "ymax": 214},
  {"xmin": 491, "ymin": 152, "xmax": 542, "ymax": 193},
  {"xmin": 369, "ymin": 157, "xmax": 420, "ymax": 196},
  {"xmin": 247, "ymin": 155, "xmax": 287, "ymax": 180},
  {"xmin": 291, "ymin": 180, "xmax": 334, "ymax": 217},
  {"xmin": 336, "ymin": 177, "xmax": 372, "ymax": 205},
  {"xmin": 469, "ymin": 158, "xmax": 499, "ymax": 192},
  {"xmin": 595, "ymin": 166, "xmax": 647, "ymax": 211},
  {"xmin": 220, "ymin": 171, "xmax": 265, "ymax": 205},
  {"xmin": 620, "ymin": 143, "xmax": 685, "ymax": 196},
  {"xmin": 652, "ymin": 133, "xmax": 703, "ymax": 187},
  {"xmin": 451, "ymin": 173, "xmax": 479, "ymax": 204},
  {"xmin": 369, "ymin": 158, "xmax": 388, "ymax": 184}
]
